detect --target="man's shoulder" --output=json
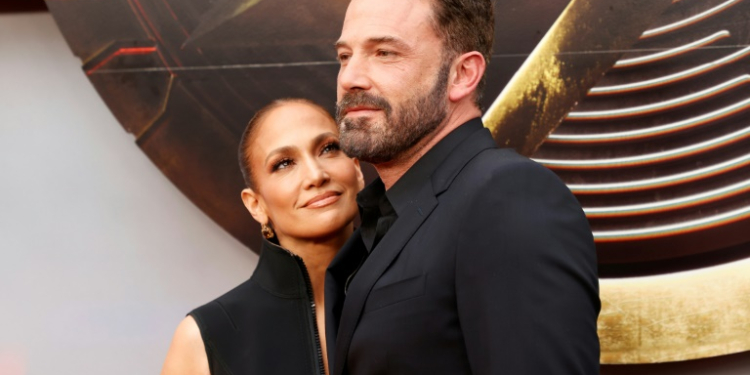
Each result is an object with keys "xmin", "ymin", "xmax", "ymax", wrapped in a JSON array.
[
  {"xmin": 472, "ymin": 146, "xmax": 527, "ymax": 164},
  {"xmin": 458, "ymin": 146, "xmax": 560, "ymax": 186},
  {"xmin": 438, "ymin": 145, "xmax": 579, "ymax": 213}
]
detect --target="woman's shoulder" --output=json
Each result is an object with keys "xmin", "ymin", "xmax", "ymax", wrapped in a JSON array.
[
  {"xmin": 160, "ymin": 316, "xmax": 210, "ymax": 375},
  {"xmin": 194, "ymin": 277, "xmax": 257, "ymax": 309},
  {"xmin": 162, "ymin": 277, "xmax": 258, "ymax": 375},
  {"xmin": 163, "ymin": 277, "xmax": 257, "ymax": 375},
  {"xmin": 189, "ymin": 277, "xmax": 258, "ymax": 333},
  {"xmin": 172, "ymin": 316, "xmax": 204, "ymax": 350}
]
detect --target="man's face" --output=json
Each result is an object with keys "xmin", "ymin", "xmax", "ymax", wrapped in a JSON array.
[{"xmin": 335, "ymin": 0, "xmax": 451, "ymax": 164}]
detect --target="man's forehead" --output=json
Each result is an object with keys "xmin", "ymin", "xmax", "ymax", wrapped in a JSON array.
[
  {"xmin": 339, "ymin": 0, "xmax": 436, "ymax": 42},
  {"xmin": 346, "ymin": 0, "xmax": 432, "ymax": 14}
]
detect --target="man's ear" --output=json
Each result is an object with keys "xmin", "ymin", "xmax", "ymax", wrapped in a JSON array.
[
  {"xmin": 353, "ymin": 158, "xmax": 365, "ymax": 191},
  {"xmin": 241, "ymin": 188, "xmax": 269, "ymax": 225},
  {"xmin": 448, "ymin": 51, "xmax": 486, "ymax": 103}
]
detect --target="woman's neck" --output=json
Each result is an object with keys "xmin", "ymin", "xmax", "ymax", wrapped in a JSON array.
[{"xmin": 276, "ymin": 224, "xmax": 353, "ymax": 297}]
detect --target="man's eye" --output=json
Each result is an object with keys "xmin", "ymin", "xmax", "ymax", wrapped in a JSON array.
[
  {"xmin": 337, "ymin": 53, "xmax": 351, "ymax": 63},
  {"xmin": 272, "ymin": 158, "xmax": 293, "ymax": 171},
  {"xmin": 376, "ymin": 50, "xmax": 395, "ymax": 57}
]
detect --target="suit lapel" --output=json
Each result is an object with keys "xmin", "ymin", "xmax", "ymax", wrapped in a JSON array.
[
  {"xmin": 332, "ymin": 125, "xmax": 498, "ymax": 375},
  {"xmin": 430, "ymin": 126, "xmax": 498, "ymax": 194},
  {"xmin": 333, "ymin": 181, "xmax": 438, "ymax": 375},
  {"xmin": 325, "ymin": 229, "xmax": 367, "ymax": 368}
]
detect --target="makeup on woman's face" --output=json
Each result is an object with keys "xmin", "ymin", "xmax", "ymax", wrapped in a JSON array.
[{"xmin": 249, "ymin": 102, "xmax": 364, "ymax": 242}]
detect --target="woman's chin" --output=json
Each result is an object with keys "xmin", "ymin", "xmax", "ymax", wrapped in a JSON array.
[
  {"xmin": 276, "ymin": 208, "xmax": 357, "ymax": 244},
  {"xmin": 291, "ymin": 219, "xmax": 354, "ymax": 243},
  {"xmin": 307, "ymin": 223, "xmax": 352, "ymax": 241}
]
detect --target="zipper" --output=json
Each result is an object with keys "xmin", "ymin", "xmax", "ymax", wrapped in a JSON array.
[{"xmin": 293, "ymin": 255, "xmax": 327, "ymax": 375}]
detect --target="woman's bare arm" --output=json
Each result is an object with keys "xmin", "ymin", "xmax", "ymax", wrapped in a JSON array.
[{"xmin": 160, "ymin": 316, "xmax": 210, "ymax": 375}]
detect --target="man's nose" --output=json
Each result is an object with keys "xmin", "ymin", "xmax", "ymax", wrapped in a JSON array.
[{"xmin": 338, "ymin": 55, "xmax": 372, "ymax": 92}]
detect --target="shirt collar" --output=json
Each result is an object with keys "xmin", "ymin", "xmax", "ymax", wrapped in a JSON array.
[
  {"xmin": 356, "ymin": 176, "xmax": 386, "ymax": 212},
  {"xmin": 386, "ymin": 117, "xmax": 484, "ymax": 215}
]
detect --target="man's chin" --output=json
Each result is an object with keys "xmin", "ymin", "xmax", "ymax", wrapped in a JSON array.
[
  {"xmin": 340, "ymin": 136, "xmax": 384, "ymax": 163},
  {"xmin": 341, "ymin": 116, "xmax": 374, "ymax": 133}
]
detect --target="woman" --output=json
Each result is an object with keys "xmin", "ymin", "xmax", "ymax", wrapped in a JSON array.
[{"xmin": 161, "ymin": 99, "xmax": 364, "ymax": 375}]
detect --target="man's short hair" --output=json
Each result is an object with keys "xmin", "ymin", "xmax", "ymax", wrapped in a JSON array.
[{"xmin": 430, "ymin": 0, "xmax": 495, "ymax": 103}]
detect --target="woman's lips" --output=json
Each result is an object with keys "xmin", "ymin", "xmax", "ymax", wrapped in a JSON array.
[{"xmin": 304, "ymin": 191, "xmax": 341, "ymax": 208}]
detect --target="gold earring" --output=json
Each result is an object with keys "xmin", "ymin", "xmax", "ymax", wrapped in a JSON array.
[{"xmin": 261, "ymin": 223, "xmax": 275, "ymax": 239}]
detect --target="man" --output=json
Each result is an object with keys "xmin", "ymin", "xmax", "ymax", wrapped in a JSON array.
[{"xmin": 325, "ymin": 0, "xmax": 600, "ymax": 374}]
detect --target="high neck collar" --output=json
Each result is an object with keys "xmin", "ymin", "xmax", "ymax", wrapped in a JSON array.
[{"xmin": 251, "ymin": 238, "xmax": 309, "ymax": 298}]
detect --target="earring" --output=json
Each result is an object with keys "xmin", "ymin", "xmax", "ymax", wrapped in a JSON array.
[{"xmin": 261, "ymin": 223, "xmax": 275, "ymax": 239}]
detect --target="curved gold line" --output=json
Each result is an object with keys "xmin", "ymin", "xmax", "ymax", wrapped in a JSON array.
[
  {"xmin": 593, "ymin": 204, "xmax": 750, "ymax": 241},
  {"xmin": 566, "ymin": 74, "xmax": 749, "ymax": 121},
  {"xmin": 536, "ymin": 121, "xmax": 750, "ymax": 170},
  {"xmin": 183, "ymin": 0, "xmax": 263, "ymax": 46},
  {"xmin": 549, "ymin": 97, "xmax": 750, "ymax": 144},
  {"xmin": 482, "ymin": 0, "xmax": 676, "ymax": 156},
  {"xmin": 584, "ymin": 179, "xmax": 750, "ymax": 218},
  {"xmin": 567, "ymin": 152, "xmax": 750, "ymax": 194},
  {"xmin": 614, "ymin": 31, "xmax": 730, "ymax": 69},
  {"xmin": 640, "ymin": 0, "xmax": 743, "ymax": 39},
  {"xmin": 600, "ymin": 257, "xmax": 750, "ymax": 363},
  {"xmin": 589, "ymin": 46, "xmax": 750, "ymax": 95}
]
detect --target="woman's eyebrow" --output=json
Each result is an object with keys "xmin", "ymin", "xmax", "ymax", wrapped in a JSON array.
[
  {"xmin": 312, "ymin": 132, "xmax": 337, "ymax": 146},
  {"xmin": 265, "ymin": 146, "xmax": 295, "ymax": 165}
]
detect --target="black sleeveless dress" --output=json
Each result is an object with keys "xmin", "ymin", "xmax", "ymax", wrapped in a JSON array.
[{"xmin": 189, "ymin": 239, "xmax": 325, "ymax": 375}]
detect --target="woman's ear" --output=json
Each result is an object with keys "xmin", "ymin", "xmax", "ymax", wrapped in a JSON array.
[
  {"xmin": 353, "ymin": 158, "xmax": 365, "ymax": 191},
  {"xmin": 448, "ymin": 51, "xmax": 486, "ymax": 103},
  {"xmin": 241, "ymin": 188, "xmax": 269, "ymax": 225}
]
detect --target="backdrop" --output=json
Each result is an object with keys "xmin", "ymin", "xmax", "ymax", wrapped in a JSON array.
[{"xmin": 43, "ymin": 0, "xmax": 750, "ymax": 367}]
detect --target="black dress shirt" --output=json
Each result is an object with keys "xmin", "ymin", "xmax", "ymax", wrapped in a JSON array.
[{"xmin": 356, "ymin": 118, "xmax": 484, "ymax": 253}]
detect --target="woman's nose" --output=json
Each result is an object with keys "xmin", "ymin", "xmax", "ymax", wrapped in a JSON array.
[{"xmin": 303, "ymin": 158, "xmax": 330, "ymax": 188}]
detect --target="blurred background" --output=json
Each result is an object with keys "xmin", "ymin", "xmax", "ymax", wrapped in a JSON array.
[{"xmin": 0, "ymin": 3, "xmax": 257, "ymax": 374}]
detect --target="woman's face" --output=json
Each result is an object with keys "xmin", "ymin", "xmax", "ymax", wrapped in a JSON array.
[{"xmin": 242, "ymin": 102, "xmax": 364, "ymax": 243}]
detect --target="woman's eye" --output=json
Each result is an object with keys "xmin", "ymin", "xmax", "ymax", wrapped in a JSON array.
[
  {"xmin": 322, "ymin": 141, "xmax": 341, "ymax": 154},
  {"xmin": 272, "ymin": 158, "xmax": 293, "ymax": 171}
]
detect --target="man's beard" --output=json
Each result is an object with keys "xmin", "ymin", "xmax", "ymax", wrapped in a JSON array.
[{"xmin": 335, "ymin": 62, "xmax": 450, "ymax": 164}]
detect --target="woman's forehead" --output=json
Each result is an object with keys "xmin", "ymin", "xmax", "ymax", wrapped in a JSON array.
[
  {"xmin": 263, "ymin": 102, "xmax": 335, "ymax": 131},
  {"xmin": 252, "ymin": 103, "xmax": 338, "ymax": 155}
]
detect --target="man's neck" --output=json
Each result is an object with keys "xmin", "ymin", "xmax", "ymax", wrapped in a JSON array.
[{"xmin": 375, "ymin": 105, "xmax": 481, "ymax": 190}]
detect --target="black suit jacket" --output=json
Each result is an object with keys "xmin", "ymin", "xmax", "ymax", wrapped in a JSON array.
[{"xmin": 325, "ymin": 123, "xmax": 600, "ymax": 375}]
